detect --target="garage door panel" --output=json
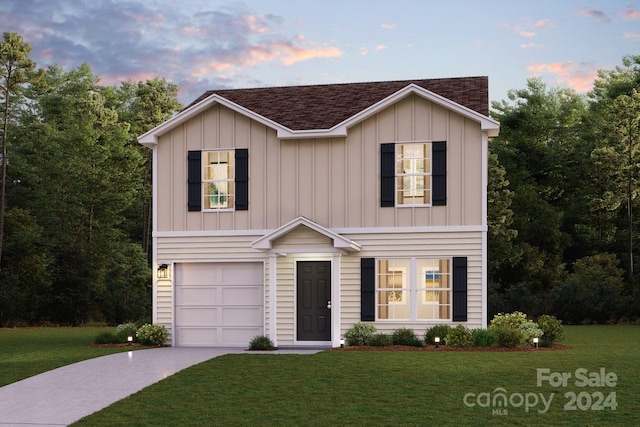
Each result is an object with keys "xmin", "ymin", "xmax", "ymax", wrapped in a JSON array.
[
  {"xmin": 222, "ymin": 307, "xmax": 262, "ymax": 325},
  {"xmin": 175, "ymin": 262, "xmax": 264, "ymax": 347},
  {"xmin": 175, "ymin": 307, "xmax": 219, "ymax": 326},
  {"xmin": 221, "ymin": 286, "xmax": 262, "ymax": 305},
  {"xmin": 175, "ymin": 287, "xmax": 218, "ymax": 305}
]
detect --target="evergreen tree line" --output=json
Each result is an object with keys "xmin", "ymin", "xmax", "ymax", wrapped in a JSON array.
[
  {"xmin": 488, "ymin": 55, "xmax": 640, "ymax": 323},
  {"xmin": 1, "ymin": 31, "xmax": 638, "ymax": 326},
  {"xmin": 0, "ymin": 33, "xmax": 182, "ymax": 326}
]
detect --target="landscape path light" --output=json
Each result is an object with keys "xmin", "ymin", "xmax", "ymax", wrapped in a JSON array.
[{"xmin": 434, "ymin": 336, "xmax": 440, "ymax": 348}]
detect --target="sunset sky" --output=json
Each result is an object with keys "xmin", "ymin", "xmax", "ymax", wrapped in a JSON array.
[{"xmin": 2, "ymin": 0, "xmax": 638, "ymax": 105}]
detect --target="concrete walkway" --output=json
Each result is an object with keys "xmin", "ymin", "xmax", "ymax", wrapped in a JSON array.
[{"xmin": 0, "ymin": 347, "xmax": 322, "ymax": 427}]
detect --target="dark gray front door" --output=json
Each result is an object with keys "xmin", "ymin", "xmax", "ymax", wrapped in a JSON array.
[{"xmin": 297, "ymin": 261, "xmax": 331, "ymax": 341}]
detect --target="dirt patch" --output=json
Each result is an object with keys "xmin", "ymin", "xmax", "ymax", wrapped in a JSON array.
[{"xmin": 332, "ymin": 344, "xmax": 571, "ymax": 352}]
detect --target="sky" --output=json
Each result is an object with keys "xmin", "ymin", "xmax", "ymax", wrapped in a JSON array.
[{"xmin": 1, "ymin": 0, "xmax": 639, "ymax": 106}]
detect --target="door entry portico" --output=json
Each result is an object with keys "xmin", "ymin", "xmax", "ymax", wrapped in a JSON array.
[{"xmin": 296, "ymin": 261, "xmax": 331, "ymax": 341}]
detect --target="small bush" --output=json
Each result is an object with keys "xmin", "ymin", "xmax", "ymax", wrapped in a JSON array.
[
  {"xmin": 490, "ymin": 311, "xmax": 528, "ymax": 330},
  {"xmin": 136, "ymin": 324, "xmax": 169, "ymax": 346},
  {"xmin": 519, "ymin": 320, "xmax": 544, "ymax": 344},
  {"xmin": 445, "ymin": 325, "xmax": 473, "ymax": 348},
  {"xmin": 391, "ymin": 328, "xmax": 423, "ymax": 347},
  {"xmin": 537, "ymin": 315, "xmax": 565, "ymax": 346},
  {"xmin": 116, "ymin": 323, "xmax": 138, "ymax": 342},
  {"xmin": 249, "ymin": 335, "xmax": 275, "ymax": 350},
  {"xmin": 368, "ymin": 333, "xmax": 393, "ymax": 347},
  {"xmin": 471, "ymin": 328, "xmax": 497, "ymax": 347},
  {"xmin": 424, "ymin": 325, "xmax": 452, "ymax": 345},
  {"xmin": 493, "ymin": 325, "xmax": 524, "ymax": 348},
  {"xmin": 94, "ymin": 331, "xmax": 120, "ymax": 345},
  {"xmin": 344, "ymin": 322, "xmax": 376, "ymax": 346}
]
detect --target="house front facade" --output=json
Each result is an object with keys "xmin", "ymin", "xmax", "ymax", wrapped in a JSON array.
[{"xmin": 139, "ymin": 77, "xmax": 499, "ymax": 347}]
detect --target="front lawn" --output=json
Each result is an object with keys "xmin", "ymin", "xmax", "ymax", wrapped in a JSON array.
[
  {"xmin": 75, "ymin": 325, "xmax": 640, "ymax": 426},
  {"xmin": 0, "ymin": 327, "xmax": 134, "ymax": 387}
]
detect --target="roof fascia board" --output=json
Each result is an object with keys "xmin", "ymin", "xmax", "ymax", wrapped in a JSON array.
[
  {"xmin": 251, "ymin": 216, "xmax": 361, "ymax": 252},
  {"xmin": 138, "ymin": 83, "xmax": 500, "ymax": 146}
]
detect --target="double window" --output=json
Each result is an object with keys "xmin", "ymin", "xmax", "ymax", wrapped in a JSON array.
[{"xmin": 377, "ymin": 258, "xmax": 451, "ymax": 321}]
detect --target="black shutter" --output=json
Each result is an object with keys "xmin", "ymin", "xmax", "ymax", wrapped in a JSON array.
[
  {"xmin": 452, "ymin": 257, "xmax": 467, "ymax": 321},
  {"xmin": 361, "ymin": 258, "xmax": 376, "ymax": 321},
  {"xmin": 432, "ymin": 141, "xmax": 446, "ymax": 206},
  {"xmin": 380, "ymin": 143, "xmax": 395, "ymax": 207},
  {"xmin": 187, "ymin": 151, "xmax": 202, "ymax": 212},
  {"xmin": 235, "ymin": 149, "xmax": 249, "ymax": 211}
]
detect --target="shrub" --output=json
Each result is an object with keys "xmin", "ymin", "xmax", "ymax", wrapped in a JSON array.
[
  {"xmin": 391, "ymin": 328, "xmax": 423, "ymax": 347},
  {"xmin": 445, "ymin": 325, "xmax": 473, "ymax": 348},
  {"xmin": 249, "ymin": 335, "xmax": 275, "ymax": 350},
  {"xmin": 116, "ymin": 323, "xmax": 138, "ymax": 342},
  {"xmin": 368, "ymin": 333, "xmax": 393, "ymax": 347},
  {"xmin": 94, "ymin": 331, "xmax": 120, "ymax": 345},
  {"xmin": 519, "ymin": 320, "xmax": 544, "ymax": 344},
  {"xmin": 344, "ymin": 322, "xmax": 377, "ymax": 346},
  {"xmin": 136, "ymin": 324, "xmax": 169, "ymax": 346},
  {"xmin": 490, "ymin": 311, "xmax": 528, "ymax": 330},
  {"xmin": 471, "ymin": 328, "xmax": 497, "ymax": 347},
  {"xmin": 537, "ymin": 314, "xmax": 565, "ymax": 346},
  {"xmin": 424, "ymin": 325, "xmax": 452, "ymax": 345},
  {"xmin": 493, "ymin": 325, "xmax": 524, "ymax": 348}
]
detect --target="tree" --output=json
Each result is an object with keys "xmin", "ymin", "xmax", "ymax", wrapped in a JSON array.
[
  {"xmin": 589, "ymin": 56, "xmax": 640, "ymax": 282},
  {"xmin": 0, "ymin": 32, "xmax": 35, "ymax": 265},
  {"xmin": 103, "ymin": 79, "xmax": 182, "ymax": 259},
  {"xmin": 490, "ymin": 78, "xmax": 586, "ymax": 294}
]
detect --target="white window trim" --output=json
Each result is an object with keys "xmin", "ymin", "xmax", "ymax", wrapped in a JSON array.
[
  {"xmin": 202, "ymin": 149, "xmax": 235, "ymax": 211},
  {"xmin": 376, "ymin": 258, "xmax": 452, "ymax": 321},
  {"xmin": 396, "ymin": 141, "xmax": 432, "ymax": 207}
]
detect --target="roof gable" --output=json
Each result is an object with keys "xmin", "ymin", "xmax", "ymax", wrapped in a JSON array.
[{"xmin": 139, "ymin": 77, "xmax": 499, "ymax": 145}]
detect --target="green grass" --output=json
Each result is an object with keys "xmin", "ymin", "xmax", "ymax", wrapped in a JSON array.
[
  {"xmin": 0, "ymin": 327, "xmax": 135, "ymax": 387},
  {"xmin": 74, "ymin": 325, "xmax": 640, "ymax": 426}
]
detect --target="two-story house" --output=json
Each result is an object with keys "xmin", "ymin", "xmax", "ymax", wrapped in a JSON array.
[{"xmin": 138, "ymin": 77, "xmax": 500, "ymax": 347}]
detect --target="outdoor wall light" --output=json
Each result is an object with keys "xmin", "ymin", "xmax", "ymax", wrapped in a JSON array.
[
  {"xmin": 434, "ymin": 337, "xmax": 440, "ymax": 348},
  {"xmin": 157, "ymin": 263, "xmax": 170, "ymax": 280},
  {"xmin": 533, "ymin": 336, "xmax": 539, "ymax": 350}
]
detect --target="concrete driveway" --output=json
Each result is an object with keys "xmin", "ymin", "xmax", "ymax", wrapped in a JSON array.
[{"xmin": 0, "ymin": 347, "xmax": 322, "ymax": 426}]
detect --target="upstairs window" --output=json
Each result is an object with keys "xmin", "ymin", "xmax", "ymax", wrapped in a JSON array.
[
  {"xmin": 381, "ymin": 141, "xmax": 446, "ymax": 207},
  {"xmin": 203, "ymin": 151, "xmax": 234, "ymax": 210},
  {"xmin": 396, "ymin": 143, "xmax": 431, "ymax": 206}
]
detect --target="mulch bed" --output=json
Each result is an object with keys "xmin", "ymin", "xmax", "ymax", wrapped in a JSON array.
[{"xmin": 332, "ymin": 344, "xmax": 571, "ymax": 352}]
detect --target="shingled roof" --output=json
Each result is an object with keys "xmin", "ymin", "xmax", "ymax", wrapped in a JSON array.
[{"xmin": 186, "ymin": 76, "xmax": 489, "ymax": 131}]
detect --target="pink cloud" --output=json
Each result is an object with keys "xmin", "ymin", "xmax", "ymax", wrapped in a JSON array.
[
  {"xmin": 375, "ymin": 44, "xmax": 387, "ymax": 52},
  {"xmin": 527, "ymin": 61, "xmax": 598, "ymax": 93},
  {"xmin": 625, "ymin": 6, "xmax": 640, "ymax": 20},
  {"xmin": 519, "ymin": 30, "xmax": 536, "ymax": 38},
  {"xmin": 532, "ymin": 19, "xmax": 552, "ymax": 28},
  {"xmin": 275, "ymin": 39, "xmax": 343, "ymax": 66},
  {"xmin": 381, "ymin": 23, "xmax": 396, "ymax": 30},
  {"xmin": 624, "ymin": 32, "xmax": 640, "ymax": 39},
  {"xmin": 98, "ymin": 71, "xmax": 159, "ymax": 86}
]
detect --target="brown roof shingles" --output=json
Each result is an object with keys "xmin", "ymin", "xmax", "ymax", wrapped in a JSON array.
[{"xmin": 186, "ymin": 76, "xmax": 489, "ymax": 131}]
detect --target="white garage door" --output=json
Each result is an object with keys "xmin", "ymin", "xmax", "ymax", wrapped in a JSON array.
[{"xmin": 174, "ymin": 262, "xmax": 264, "ymax": 347}]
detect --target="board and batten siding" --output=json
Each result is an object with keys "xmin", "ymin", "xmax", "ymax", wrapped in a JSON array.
[{"xmin": 155, "ymin": 94, "xmax": 485, "ymax": 233}]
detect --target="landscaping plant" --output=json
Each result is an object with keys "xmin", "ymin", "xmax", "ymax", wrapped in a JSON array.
[
  {"xmin": 136, "ymin": 324, "xmax": 168, "ymax": 346},
  {"xmin": 344, "ymin": 322, "xmax": 376, "ymax": 346},
  {"xmin": 424, "ymin": 324, "xmax": 452, "ymax": 345},
  {"xmin": 444, "ymin": 325, "xmax": 473, "ymax": 348},
  {"xmin": 249, "ymin": 335, "xmax": 275, "ymax": 350},
  {"xmin": 391, "ymin": 327, "xmax": 423, "ymax": 347}
]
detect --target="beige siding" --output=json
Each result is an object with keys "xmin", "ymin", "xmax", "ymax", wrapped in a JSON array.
[
  {"xmin": 156, "ymin": 94, "xmax": 485, "ymax": 232},
  {"xmin": 275, "ymin": 256, "xmax": 295, "ymax": 345}
]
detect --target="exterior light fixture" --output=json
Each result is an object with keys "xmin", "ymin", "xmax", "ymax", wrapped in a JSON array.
[
  {"xmin": 127, "ymin": 336, "xmax": 133, "ymax": 346},
  {"xmin": 533, "ymin": 336, "xmax": 539, "ymax": 350},
  {"xmin": 434, "ymin": 337, "xmax": 440, "ymax": 348},
  {"xmin": 157, "ymin": 263, "xmax": 170, "ymax": 280}
]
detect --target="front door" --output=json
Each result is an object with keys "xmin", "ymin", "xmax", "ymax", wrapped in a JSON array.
[{"xmin": 296, "ymin": 261, "xmax": 331, "ymax": 341}]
